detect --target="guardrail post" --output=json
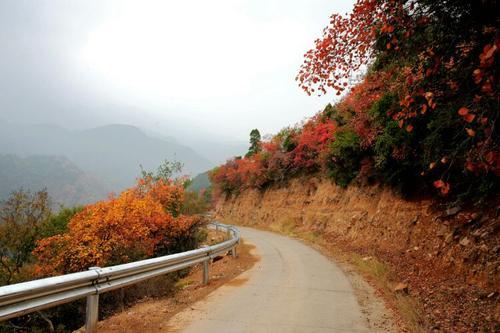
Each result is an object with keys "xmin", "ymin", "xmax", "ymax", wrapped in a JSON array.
[
  {"xmin": 202, "ymin": 260, "xmax": 209, "ymax": 285},
  {"xmin": 231, "ymin": 246, "xmax": 237, "ymax": 258},
  {"xmin": 86, "ymin": 267, "xmax": 100, "ymax": 333},
  {"xmin": 85, "ymin": 294, "xmax": 99, "ymax": 333}
]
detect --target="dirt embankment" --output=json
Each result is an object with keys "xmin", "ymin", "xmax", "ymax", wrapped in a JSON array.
[{"xmin": 214, "ymin": 177, "xmax": 499, "ymax": 332}]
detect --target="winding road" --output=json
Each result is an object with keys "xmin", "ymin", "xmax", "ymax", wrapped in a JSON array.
[{"xmin": 169, "ymin": 227, "xmax": 370, "ymax": 333}]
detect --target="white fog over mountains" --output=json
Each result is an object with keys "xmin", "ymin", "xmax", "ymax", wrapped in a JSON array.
[
  {"xmin": 0, "ymin": 119, "xmax": 246, "ymax": 206},
  {"xmin": 0, "ymin": 0, "xmax": 354, "ymax": 206}
]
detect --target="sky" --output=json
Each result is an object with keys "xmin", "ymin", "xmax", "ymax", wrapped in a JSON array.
[{"xmin": 0, "ymin": 0, "xmax": 356, "ymax": 141}]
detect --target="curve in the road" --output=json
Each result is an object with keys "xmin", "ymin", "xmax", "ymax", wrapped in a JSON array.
[{"xmin": 169, "ymin": 227, "xmax": 371, "ymax": 333}]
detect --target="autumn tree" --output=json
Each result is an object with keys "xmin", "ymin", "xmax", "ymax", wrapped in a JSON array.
[
  {"xmin": 211, "ymin": 0, "xmax": 498, "ymax": 203},
  {"xmin": 34, "ymin": 163, "xmax": 203, "ymax": 275},
  {"xmin": 296, "ymin": 0, "xmax": 499, "ymax": 200}
]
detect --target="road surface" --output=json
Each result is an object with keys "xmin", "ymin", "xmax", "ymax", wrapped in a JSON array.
[{"xmin": 169, "ymin": 227, "xmax": 370, "ymax": 333}]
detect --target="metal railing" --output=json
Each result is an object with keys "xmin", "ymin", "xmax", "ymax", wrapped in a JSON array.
[{"xmin": 0, "ymin": 222, "xmax": 239, "ymax": 332}]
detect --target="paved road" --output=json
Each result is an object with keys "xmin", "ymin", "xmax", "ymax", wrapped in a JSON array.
[{"xmin": 169, "ymin": 227, "xmax": 370, "ymax": 333}]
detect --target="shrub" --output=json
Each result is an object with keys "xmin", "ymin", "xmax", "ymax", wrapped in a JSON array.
[{"xmin": 328, "ymin": 129, "xmax": 362, "ymax": 187}]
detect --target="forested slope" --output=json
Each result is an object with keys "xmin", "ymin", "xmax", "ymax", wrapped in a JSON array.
[{"xmin": 211, "ymin": 1, "xmax": 499, "ymax": 331}]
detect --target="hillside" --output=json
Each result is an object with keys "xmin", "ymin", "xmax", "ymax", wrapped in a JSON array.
[
  {"xmin": 0, "ymin": 121, "xmax": 213, "ymax": 192},
  {"xmin": 0, "ymin": 154, "xmax": 109, "ymax": 207},
  {"xmin": 210, "ymin": 1, "xmax": 499, "ymax": 331},
  {"xmin": 215, "ymin": 177, "xmax": 499, "ymax": 332}
]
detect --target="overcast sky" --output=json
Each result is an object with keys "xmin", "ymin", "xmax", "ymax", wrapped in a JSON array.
[{"xmin": 0, "ymin": 0, "xmax": 355, "ymax": 141}]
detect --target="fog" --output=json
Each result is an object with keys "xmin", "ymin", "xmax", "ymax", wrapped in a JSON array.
[
  {"xmin": 0, "ymin": 0, "xmax": 354, "ymax": 141},
  {"xmin": 0, "ymin": 0, "xmax": 356, "ymax": 205}
]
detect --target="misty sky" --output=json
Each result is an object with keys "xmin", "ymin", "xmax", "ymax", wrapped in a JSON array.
[{"xmin": 0, "ymin": 0, "xmax": 355, "ymax": 141}]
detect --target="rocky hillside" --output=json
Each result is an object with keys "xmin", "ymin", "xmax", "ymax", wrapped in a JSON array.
[{"xmin": 215, "ymin": 178, "xmax": 499, "ymax": 332}]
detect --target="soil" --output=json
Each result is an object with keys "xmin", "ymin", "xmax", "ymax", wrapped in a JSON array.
[{"xmin": 214, "ymin": 176, "xmax": 500, "ymax": 332}]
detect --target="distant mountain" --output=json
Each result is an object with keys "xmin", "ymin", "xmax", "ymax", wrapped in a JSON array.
[
  {"xmin": 0, "ymin": 154, "xmax": 109, "ymax": 207},
  {"xmin": 0, "ymin": 121, "xmax": 213, "ymax": 192},
  {"xmin": 187, "ymin": 172, "xmax": 211, "ymax": 192}
]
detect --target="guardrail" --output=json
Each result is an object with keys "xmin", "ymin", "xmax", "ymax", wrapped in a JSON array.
[{"xmin": 0, "ymin": 222, "xmax": 240, "ymax": 333}]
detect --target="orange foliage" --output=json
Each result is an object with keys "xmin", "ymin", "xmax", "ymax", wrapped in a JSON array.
[{"xmin": 34, "ymin": 179, "xmax": 200, "ymax": 275}]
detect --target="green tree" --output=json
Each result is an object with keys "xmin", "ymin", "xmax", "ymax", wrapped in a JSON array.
[
  {"xmin": 0, "ymin": 189, "xmax": 51, "ymax": 285},
  {"xmin": 245, "ymin": 129, "xmax": 262, "ymax": 158},
  {"xmin": 140, "ymin": 160, "xmax": 183, "ymax": 183},
  {"xmin": 39, "ymin": 206, "xmax": 83, "ymax": 238}
]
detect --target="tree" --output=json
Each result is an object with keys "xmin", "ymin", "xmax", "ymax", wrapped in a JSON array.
[
  {"xmin": 39, "ymin": 206, "xmax": 83, "ymax": 238},
  {"xmin": 140, "ymin": 160, "xmax": 183, "ymax": 183},
  {"xmin": 245, "ymin": 129, "xmax": 262, "ymax": 158},
  {"xmin": 34, "ymin": 162, "xmax": 203, "ymax": 275},
  {"xmin": 211, "ymin": 0, "xmax": 499, "ymax": 203},
  {"xmin": 0, "ymin": 189, "xmax": 51, "ymax": 284}
]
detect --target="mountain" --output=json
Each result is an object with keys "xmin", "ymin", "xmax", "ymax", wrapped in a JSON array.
[
  {"xmin": 187, "ymin": 172, "xmax": 211, "ymax": 192},
  {"xmin": 0, "ymin": 154, "xmax": 109, "ymax": 207},
  {"xmin": 0, "ymin": 121, "xmax": 213, "ymax": 192}
]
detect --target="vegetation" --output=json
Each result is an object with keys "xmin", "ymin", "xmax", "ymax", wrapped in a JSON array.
[
  {"xmin": 0, "ymin": 161, "xmax": 210, "ymax": 332},
  {"xmin": 0, "ymin": 189, "xmax": 51, "ymax": 285},
  {"xmin": 211, "ymin": 0, "xmax": 499, "ymax": 205},
  {"xmin": 245, "ymin": 129, "xmax": 262, "ymax": 158},
  {"xmin": 34, "ymin": 162, "xmax": 203, "ymax": 276}
]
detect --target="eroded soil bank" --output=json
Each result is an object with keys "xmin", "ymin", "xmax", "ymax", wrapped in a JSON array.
[{"xmin": 214, "ymin": 177, "xmax": 499, "ymax": 332}]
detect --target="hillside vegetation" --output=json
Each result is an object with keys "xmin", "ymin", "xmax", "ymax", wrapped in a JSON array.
[
  {"xmin": 211, "ymin": 0, "xmax": 498, "ymax": 205},
  {"xmin": 0, "ymin": 162, "xmax": 209, "ymax": 332}
]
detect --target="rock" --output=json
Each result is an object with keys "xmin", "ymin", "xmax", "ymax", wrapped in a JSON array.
[
  {"xmin": 444, "ymin": 232, "xmax": 454, "ymax": 244},
  {"xmin": 459, "ymin": 237, "xmax": 471, "ymax": 246},
  {"xmin": 472, "ymin": 229, "xmax": 483, "ymax": 237},
  {"xmin": 436, "ymin": 225, "xmax": 448, "ymax": 237},
  {"xmin": 445, "ymin": 206, "xmax": 461, "ymax": 216},
  {"xmin": 362, "ymin": 256, "xmax": 372, "ymax": 261},
  {"xmin": 394, "ymin": 282, "xmax": 408, "ymax": 293}
]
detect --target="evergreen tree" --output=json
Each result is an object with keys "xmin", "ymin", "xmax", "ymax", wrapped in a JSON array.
[{"xmin": 245, "ymin": 129, "xmax": 261, "ymax": 158}]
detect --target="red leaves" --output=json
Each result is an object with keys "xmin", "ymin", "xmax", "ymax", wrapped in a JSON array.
[
  {"xmin": 381, "ymin": 24, "xmax": 395, "ymax": 33},
  {"xmin": 293, "ymin": 119, "xmax": 336, "ymax": 168},
  {"xmin": 479, "ymin": 42, "xmax": 498, "ymax": 68},
  {"xmin": 433, "ymin": 180, "xmax": 450, "ymax": 195},
  {"xmin": 297, "ymin": 0, "xmax": 412, "ymax": 95},
  {"xmin": 466, "ymin": 128, "xmax": 476, "ymax": 137},
  {"xmin": 458, "ymin": 107, "xmax": 469, "ymax": 116},
  {"xmin": 219, "ymin": 2, "xmax": 499, "ymax": 203},
  {"xmin": 464, "ymin": 114, "xmax": 475, "ymax": 123},
  {"xmin": 458, "ymin": 107, "xmax": 475, "ymax": 123}
]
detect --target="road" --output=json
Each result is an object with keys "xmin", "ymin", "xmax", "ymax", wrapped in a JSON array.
[{"xmin": 168, "ymin": 227, "xmax": 371, "ymax": 333}]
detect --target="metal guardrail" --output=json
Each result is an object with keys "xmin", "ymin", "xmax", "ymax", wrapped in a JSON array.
[{"xmin": 0, "ymin": 222, "xmax": 240, "ymax": 332}]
